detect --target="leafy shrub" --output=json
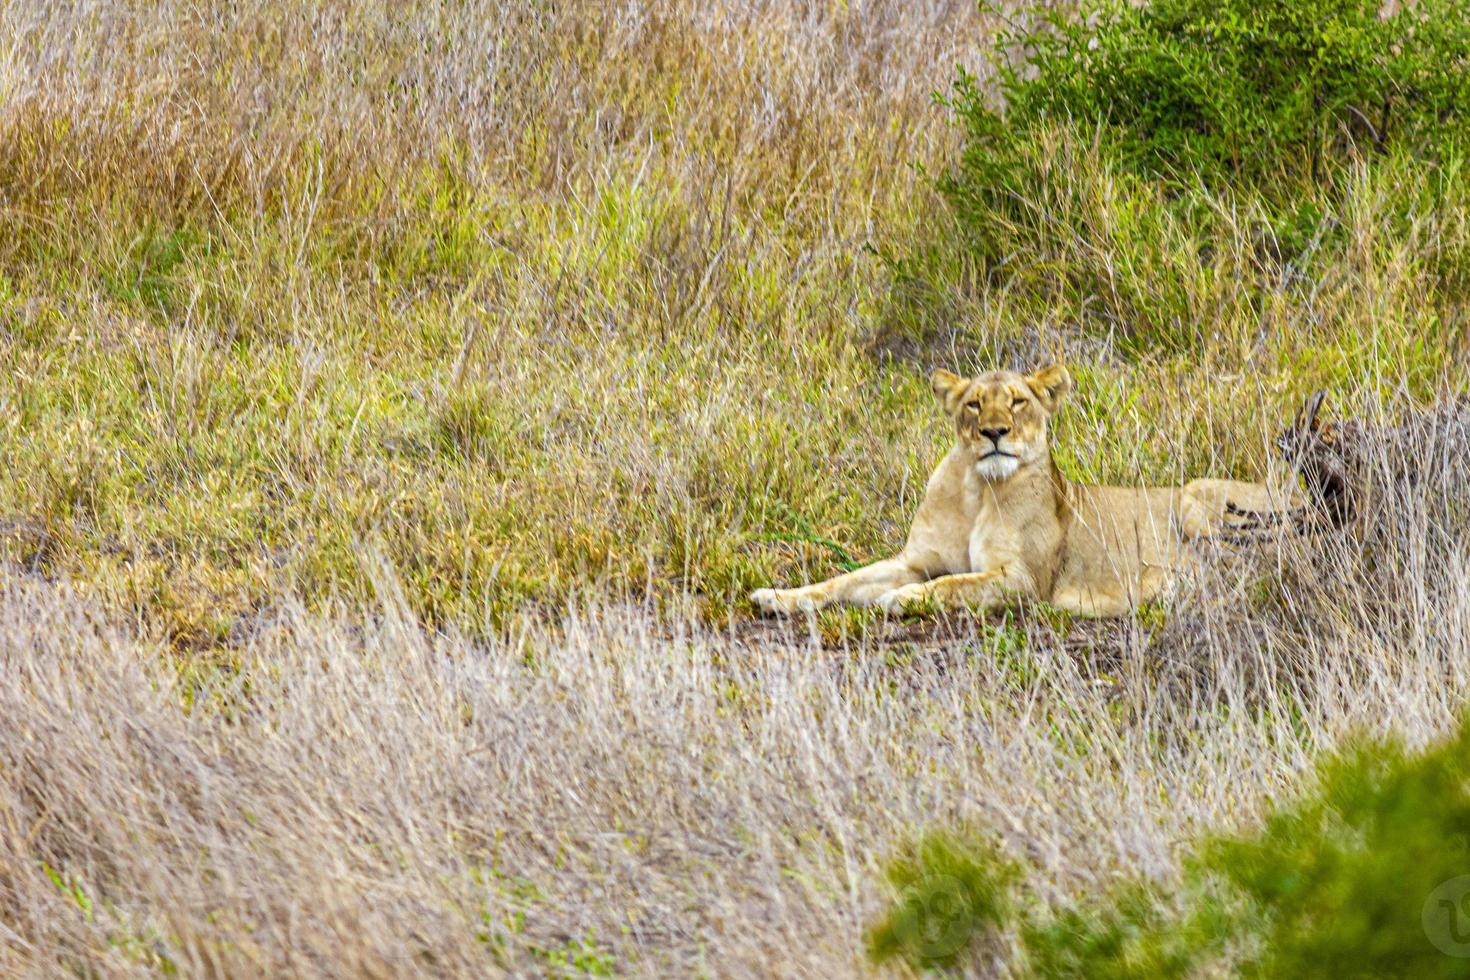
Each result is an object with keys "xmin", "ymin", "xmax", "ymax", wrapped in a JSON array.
[
  {"xmin": 867, "ymin": 829, "xmax": 1021, "ymax": 971},
  {"xmin": 960, "ymin": 0, "xmax": 1470, "ymax": 194},
  {"xmin": 1205, "ymin": 723, "xmax": 1470, "ymax": 979},
  {"xmin": 870, "ymin": 716, "xmax": 1470, "ymax": 977},
  {"xmin": 920, "ymin": 0, "xmax": 1470, "ymax": 350},
  {"xmin": 1019, "ymin": 879, "xmax": 1231, "ymax": 980}
]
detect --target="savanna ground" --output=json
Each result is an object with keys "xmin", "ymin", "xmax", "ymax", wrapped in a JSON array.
[{"xmin": 1, "ymin": 0, "xmax": 1468, "ymax": 976}]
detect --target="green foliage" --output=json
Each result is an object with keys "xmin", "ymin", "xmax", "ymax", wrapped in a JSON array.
[
  {"xmin": 1020, "ymin": 880, "xmax": 1225, "ymax": 980},
  {"xmin": 926, "ymin": 0, "xmax": 1470, "ymax": 350},
  {"xmin": 1209, "ymin": 724, "xmax": 1470, "ymax": 978},
  {"xmin": 867, "ymin": 829, "xmax": 1021, "ymax": 971},
  {"xmin": 872, "ymin": 716, "xmax": 1470, "ymax": 977},
  {"xmin": 967, "ymin": 0, "xmax": 1470, "ymax": 193}
]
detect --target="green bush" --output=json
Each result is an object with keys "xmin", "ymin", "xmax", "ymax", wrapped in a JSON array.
[
  {"xmin": 867, "ymin": 829, "xmax": 1021, "ymax": 971},
  {"xmin": 916, "ymin": 0, "xmax": 1470, "ymax": 350},
  {"xmin": 959, "ymin": 0, "xmax": 1470, "ymax": 194},
  {"xmin": 870, "ymin": 716, "xmax": 1470, "ymax": 977},
  {"xmin": 1203, "ymin": 724, "xmax": 1470, "ymax": 979}
]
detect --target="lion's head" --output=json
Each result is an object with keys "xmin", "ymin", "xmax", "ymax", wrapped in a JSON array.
[{"xmin": 930, "ymin": 365, "xmax": 1071, "ymax": 481}]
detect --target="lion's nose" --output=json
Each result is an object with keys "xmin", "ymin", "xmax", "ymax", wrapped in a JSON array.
[{"xmin": 979, "ymin": 426, "xmax": 1010, "ymax": 443}]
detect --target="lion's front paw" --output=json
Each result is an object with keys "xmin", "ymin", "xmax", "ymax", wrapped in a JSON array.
[
  {"xmin": 876, "ymin": 583, "xmax": 930, "ymax": 614},
  {"xmin": 750, "ymin": 588, "xmax": 817, "ymax": 616}
]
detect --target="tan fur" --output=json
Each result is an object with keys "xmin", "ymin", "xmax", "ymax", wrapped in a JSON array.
[{"xmin": 750, "ymin": 365, "xmax": 1295, "ymax": 617}]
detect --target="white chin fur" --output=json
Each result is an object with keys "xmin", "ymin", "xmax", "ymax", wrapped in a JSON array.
[{"xmin": 974, "ymin": 454, "xmax": 1020, "ymax": 481}]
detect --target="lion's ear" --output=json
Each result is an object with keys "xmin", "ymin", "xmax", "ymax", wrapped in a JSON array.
[
  {"xmin": 1026, "ymin": 364, "xmax": 1072, "ymax": 412},
  {"xmin": 929, "ymin": 369, "xmax": 965, "ymax": 413}
]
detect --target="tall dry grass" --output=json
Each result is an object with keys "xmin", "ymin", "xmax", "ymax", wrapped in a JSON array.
[
  {"xmin": 1, "ymin": 0, "xmax": 986, "ymax": 210},
  {"xmin": 0, "ymin": 0, "xmax": 1011, "ymax": 638},
  {"xmin": 2, "ymin": 0, "xmax": 1470, "ymax": 974},
  {"xmin": 4, "ymin": 401, "xmax": 1469, "ymax": 976},
  {"xmin": 2, "ymin": 0, "xmax": 1456, "ymax": 640}
]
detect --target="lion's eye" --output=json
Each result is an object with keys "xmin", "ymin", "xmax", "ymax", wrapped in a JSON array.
[
  {"xmin": 1011, "ymin": 397, "xmax": 1027, "ymax": 408},
  {"xmin": 965, "ymin": 401, "xmax": 981, "ymax": 411}
]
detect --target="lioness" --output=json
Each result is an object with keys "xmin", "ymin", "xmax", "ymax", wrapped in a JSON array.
[{"xmin": 751, "ymin": 364, "xmax": 1293, "ymax": 617}]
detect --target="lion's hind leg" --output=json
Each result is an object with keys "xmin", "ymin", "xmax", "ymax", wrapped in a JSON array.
[
  {"xmin": 1179, "ymin": 479, "xmax": 1304, "ymax": 538},
  {"xmin": 750, "ymin": 558, "xmax": 922, "ymax": 615}
]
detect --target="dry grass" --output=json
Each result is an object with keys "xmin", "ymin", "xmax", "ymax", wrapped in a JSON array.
[
  {"xmin": 0, "ymin": 0, "xmax": 1002, "ymax": 638},
  {"xmin": 3, "ymin": 0, "xmax": 1470, "ymax": 975},
  {"xmin": 1, "ymin": 0, "xmax": 1461, "ymax": 641},
  {"xmin": 4, "ymin": 407, "xmax": 1469, "ymax": 976}
]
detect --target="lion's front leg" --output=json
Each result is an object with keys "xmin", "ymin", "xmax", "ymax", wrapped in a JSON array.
[
  {"xmin": 751, "ymin": 558, "xmax": 922, "ymax": 615},
  {"xmin": 876, "ymin": 570, "xmax": 1013, "ymax": 614}
]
